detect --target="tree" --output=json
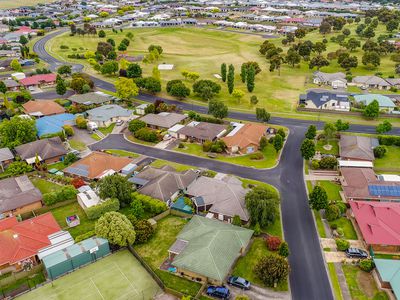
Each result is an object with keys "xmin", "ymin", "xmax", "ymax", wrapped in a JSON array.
[
  {"xmin": 309, "ymin": 186, "xmax": 328, "ymax": 210},
  {"xmin": 57, "ymin": 65, "xmax": 72, "ymax": 76},
  {"xmin": 10, "ymin": 59, "xmax": 21, "ymax": 71},
  {"xmin": 323, "ymin": 122, "xmax": 336, "ymax": 145},
  {"xmin": 56, "ymin": 77, "xmax": 66, "ymax": 95},
  {"xmin": 386, "ymin": 19, "xmax": 399, "ymax": 32},
  {"xmin": 313, "ymin": 42, "xmax": 326, "ymax": 54},
  {"xmin": 278, "ymin": 242, "xmax": 290, "ymax": 257},
  {"xmin": 169, "ymin": 82, "xmax": 190, "ymax": 99},
  {"xmin": 363, "ymin": 99, "xmax": 379, "ymax": 119},
  {"xmin": 193, "ymin": 80, "xmax": 221, "ymax": 100},
  {"xmin": 273, "ymin": 134, "xmax": 283, "ymax": 152},
  {"xmin": 232, "ymin": 215, "xmax": 242, "ymax": 226},
  {"xmin": 96, "ymin": 41, "xmax": 113, "ymax": 57},
  {"xmin": 115, "ymin": 77, "xmax": 138, "ymax": 100},
  {"xmin": 6, "ymin": 161, "xmax": 33, "ymax": 176},
  {"xmin": 250, "ymin": 95, "xmax": 258, "ymax": 105},
  {"xmin": 130, "ymin": 198, "xmax": 144, "ymax": 218},
  {"xmin": 246, "ymin": 65, "xmax": 255, "ymax": 92},
  {"xmin": 221, "ymin": 63, "xmax": 227, "ymax": 82},
  {"xmin": 127, "ymin": 63, "xmax": 142, "ymax": 78},
  {"xmin": 107, "ymin": 51, "xmax": 117, "ymax": 60},
  {"xmin": 373, "ymin": 145, "xmax": 386, "ymax": 158},
  {"xmin": 286, "ymin": 49, "xmax": 301, "ymax": 67},
  {"xmin": 242, "ymin": 61, "xmax": 261, "ymax": 74},
  {"xmin": 98, "ymin": 29, "xmax": 106, "ymax": 38},
  {"xmin": 325, "ymin": 204, "xmax": 340, "ymax": 221},
  {"xmin": 376, "ymin": 120, "xmax": 392, "ymax": 134},
  {"xmin": 319, "ymin": 21, "xmax": 331, "ymax": 35},
  {"xmin": 134, "ymin": 220, "xmax": 154, "ymax": 244},
  {"xmin": 118, "ymin": 43, "xmax": 127, "ymax": 51},
  {"xmin": 254, "ymin": 254, "xmax": 290, "ymax": 287},
  {"xmin": 295, "ymin": 28, "xmax": 306, "ymax": 39},
  {"xmin": 19, "ymin": 35, "xmax": 28, "ymax": 45},
  {"xmin": 107, "ymin": 38, "xmax": 115, "ymax": 47},
  {"xmin": 335, "ymin": 119, "xmax": 349, "ymax": 131},
  {"xmin": 345, "ymin": 38, "xmax": 361, "ymax": 51},
  {"xmin": 362, "ymin": 51, "xmax": 380, "ymax": 68},
  {"xmin": 98, "ymin": 175, "xmax": 135, "ymax": 207},
  {"xmin": 363, "ymin": 26, "xmax": 375, "ymax": 39},
  {"xmin": 259, "ymin": 136, "xmax": 268, "ymax": 151},
  {"xmin": 128, "ymin": 119, "xmax": 146, "ymax": 133},
  {"xmin": 227, "ymin": 64, "xmax": 235, "ymax": 94},
  {"xmin": 95, "ymin": 212, "xmax": 135, "ymax": 246},
  {"xmin": 335, "ymin": 238, "xmax": 350, "ymax": 251},
  {"xmin": 266, "ymin": 236, "xmax": 282, "ymax": 251},
  {"xmin": 101, "ymin": 61, "xmax": 119, "ymax": 75},
  {"xmin": 342, "ymin": 28, "xmax": 351, "ymax": 36},
  {"xmin": 232, "ymin": 89, "xmax": 245, "ymax": 103},
  {"xmin": 187, "ymin": 72, "xmax": 199, "ymax": 82},
  {"xmin": 256, "ymin": 108, "xmax": 271, "ymax": 122},
  {"xmin": 240, "ymin": 63, "xmax": 247, "ymax": 83},
  {"xmin": 141, "ymin": 77, "xmax": 161, "ymax": 94},
  {"xmin": 0, "ymin": 81, "xmax": 6, "ymax": 94},
  {"xmin": 269, "ymin": 55, "xmax": 284, "ymax": 75},
  {"xmin": 245, "ymin": 186, "xmax": 279, "ymax": 228},
  {"xmin": 305, "ymin": 125, "xmax": 317, "ymax": 139},
  {"xmin": 75, "ymin": 116, "xmax": 87, "ymax": 129},
  {"xmin": 148, "ymin": 44, "xmax": 163, "ymax": 55},
  {"xmin": 152, "ymin": 66, "xmax": 161, "ymax": 81},
  {"xmin": 309, "ymin": 55, "xmax": 330, "ymax": 70},
  {"xmin": 126, "ymin": 32, "xmax": 134, "ymax": 40},
  {"xmin": 300, "ymin": 139, "xmax": 315, "ymax": 160},
  {"xmin": 0, "ymin": 116, "xmax": 37, "ymax": 148},
  {"xmin": 338, "ymin": 54, "xmax": 358, "ymax": 70},
  {"xmin": 208, "ymin": 100, "xmax": 228, "ymax": 119}
]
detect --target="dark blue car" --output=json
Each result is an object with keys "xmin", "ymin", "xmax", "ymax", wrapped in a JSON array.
[{"xmin": 206, "ymin": 286, "xmax": 230, "ymax": 299}]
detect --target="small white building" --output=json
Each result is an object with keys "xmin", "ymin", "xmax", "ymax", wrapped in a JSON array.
[
  {"xmin": 77, "ymin": 185, "xmax": 102, "ymax": 209},
  {"xmin": 136, "ymin": 103, "xmax": 149, "ymax": 115}
]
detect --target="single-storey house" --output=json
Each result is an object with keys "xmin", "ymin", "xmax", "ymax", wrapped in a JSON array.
[
  {"xmin": 313, "ymin": 71, "xmax": 347, "ymax": 88},
  {"xmin": 35, "ymin": 113, "xmax": 75, "ymax": 137},
  {"xmin": 353, "ymin": 94, "xmax": 396, "ymax": 112},
  {"xmin": 351, "ymin": 76, "xmax": 391, "ymax": 90},
  {"xmin": 300, "ymin": 89, "xmax": 350, "ymax": 111},
  {"xmin": 0, "ymin": 147, "xmax": 14, "ymax": 171},
  {"xmin": 23, "ymin": 100, "xmax": 65, "ymax": 117},
  {"xmin": 64, "ymin": 152, "xmax": 133, "ymax": 180},
  {"xmin": 186, "ymin": 175, "xmax": 249, "ymax": 223},
  {"xmin": 86, "ymin": 104, "xmax": 133, "ymax": 127},
  {"xmin": 15, "ymin": 137, "xmax": 67, "ymax": 165},
  {"xmin": 339, "ymin": 135, "xmax": 378, "ymax": 161},
  {"xmin": 0, "ymin": 175, "xmax": 43, "ymax": 216},
  {"xmin": 172, "ymin": 121, "xmax": 227, "ymax": 143},
  {"xmin": 19, "ymin": 73, "xmax": 57, "ymax": 88},
  {"xmin": 222, "ymin": 123, "xmax": 267, "ymax": 154},
  {"xmin": 140, "ymin": 112, "xmax": 187, "ymax": 130},
  {"xmin": 2, "ymin": 79, "xmax": 20, "ymax": 91},
  {"xmin": 168, "ymin": 215, "xmax": 253, "ymax": 285},
  {"xmin": 68, "ymin": 91, "xmax": 116, "ymax": 106},
  {"xmin": 133, "ymin": 166, "xmax": 198, "ymax": 204},
  {"xmin": 349, "ymin": 200, "xmax": 400, "ymax": 253},
  {"xmin": 373, "ymin": 259, "xmax": 400, "ymax": 299}
]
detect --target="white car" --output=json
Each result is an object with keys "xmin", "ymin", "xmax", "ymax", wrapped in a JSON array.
[{"xmin": 116, "ymin": 120, "xmax": 124, "ymax": 126}]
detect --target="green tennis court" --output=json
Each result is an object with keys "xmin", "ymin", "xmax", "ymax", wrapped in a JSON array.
[{"xmin": 17, "ymin": 250, "xmax": 161, "ymax": 300}]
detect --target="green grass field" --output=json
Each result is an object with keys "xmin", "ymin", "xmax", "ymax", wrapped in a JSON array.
[
  {"xmin": 317, "ymin": 181, "xmax": 342, "ymax": 202},
  {"xmin": 374, "ymin": 145, "xmax": 400, "ymax": 172},
  {"xmin": 0, "ymin": 0, "xmax": 53, "ymax": 8},
  {"xmin": 17, "ymin": 250, "xmax": 160, "ymax": 300},
  {"xmin": 31, "ymin": 178, "xmax": 61, "ymax": 194}
]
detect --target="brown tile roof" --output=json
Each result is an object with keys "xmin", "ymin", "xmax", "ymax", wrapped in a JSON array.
[
  {"xmin": 23, "ymin": 100, "xmax": 65, "ymax": 116},
  {"xmin": 65, "ymin": 152, "xmax": 133, "ymax": 179},
  {"xmin": 222, "ymin": 123, "xmax": 267, "ymax": 150},
  {"xmin": 14, "ymin": 137, "xmax": 67, "ymax": 161},
  {"xmin": 339, "ymin": 135, "xmax": 377, "ymax": 161}
]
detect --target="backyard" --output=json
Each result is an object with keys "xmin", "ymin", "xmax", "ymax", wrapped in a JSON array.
[
  {"xmin": 31, "ymin": 178, "xmax": 62, "ymax": 194},
  {"xmin": 374, "ymin": 145, "xmax": 400, "ymax": 172}
]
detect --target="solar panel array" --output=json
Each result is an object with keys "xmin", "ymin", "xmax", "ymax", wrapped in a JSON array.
[
  {"xmin": 65, "ymin": 165, "xmax": 89, "ymax": 177},
  {"xmin": 368, "ymin": 185, "xmax": 400, "ymax": 197}
]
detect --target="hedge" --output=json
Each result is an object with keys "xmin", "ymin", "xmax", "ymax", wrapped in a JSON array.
[
  {"xmin": 132, "ymin": 192, "xmax": 167, "ymax": 215},
  {"xmin": 42, "ymin": 185, "xmax": 77, "ymax": 205},
  {"xmin": 85, "ymin": 198, "xmax": 120, "ymax": 220},
  {"xmin": 74, "ymin": 230, "xmax": 95, "ymax": 243},
  {"xmin": 378, "ymin": 135, "xmax": 400, "ymax": 146}
]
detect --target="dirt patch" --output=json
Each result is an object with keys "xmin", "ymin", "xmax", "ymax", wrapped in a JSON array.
[{"xmin": 357, "ymin": 269, "xmax": 375, "ymax": 298}]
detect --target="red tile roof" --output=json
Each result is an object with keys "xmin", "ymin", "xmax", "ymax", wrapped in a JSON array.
[
  {"xmin": 349, "ymin": 200, "xmax": 400, "ymax": 246},
  {"xmin": 0, "ymin": 213, "xmax": 60, "ymax": 266},
  {"xmin": 20, "ymin": 74, "xmax": 57, "ymax": 87},
  {"xmin": 14, "ymin": 26, "xmax": 37, "ymax": 34}
]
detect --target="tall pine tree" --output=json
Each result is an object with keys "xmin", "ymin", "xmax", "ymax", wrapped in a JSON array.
[
  {"xmin": 227, "ymin": 64, "xmax": 235, "ymax": 94},
  {"xmin": 246, "ymin": 65, "xmax": 255, "ymax": 92},
  {"xmin": 56, "ymin": 75, "xmax": 67, "ymax": 95},
  {"xmin": 221, "ymin": 63, "xmax": 227, "ymax": 82},
  {"xmin": 240, "ymin": 63, "xmax": 247, "ymax": 83}
]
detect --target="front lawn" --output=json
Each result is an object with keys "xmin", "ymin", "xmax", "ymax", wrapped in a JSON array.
[
  {"xmin": 315, "ymin": 139, "xmax": 339, "ymax": 156},
  {"xmin": 342, "ymin": 265, "xmax": 388, "ymax": 300},
  {"xmin": 317, "ymin": 181, "xmax": 342, "ymax": 202},
  {"xmin": 104, "ymin": 149, "xmax": 139, "ymax": 158},
  {"xmin": 374, "ymin": 145, "xmax": 400, "ymax": 172},
  {"xmin": 328, "ymin": 263, "xmax": 343, "ymax": 300},
  {"xmin": 329, "ymin": 217, "xmax": 357, "ymax": 240},
  {"xmin": 232, "ymin": 238, "xmax": 288, "ymax": 291},
  {"xmin": 175, "ymin": 142, "xmax": 279, "ymax": 169},
  {"xmin": 31, "ymin": 178, "xmax": 62, "ymax": 194},
  {"xmin": 69, "ymin": 139, "xmax": 87, "ymax": 151},
  {"xmin": 98, "ymin": 123, "xmax": 115, "ymax": 135}
]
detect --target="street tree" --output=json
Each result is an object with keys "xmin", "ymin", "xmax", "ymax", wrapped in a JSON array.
[
  {"xmin": 323, "ymin": 122, "xmax": 336, "ymax": 145},
  {"xmin": 193, "ymin": 80, "xmax": 221, "ymax": 100},
  {"xmin": 300, "ymin": 139, "xmax": 315, "ymax": 160},
  {"xmin": 208, "ymin": 100, "xmax": 228, "ymax": 119},
  {"xmin": 376, "ymin": 120, "xmax": 392, "ymax": 134},
  {"xmin": 115, "ymin": 77, "xmax": 138, "ymax": 100},
  {"xmin": 335, "ymin": 119, "xmax": 350, "ymax": 131},
  {"xmin": 256, "ymin": 108, "xmax": 271, "ymax": 122},
  {"xmin": 232, "ymin": 89, "xmax": 245, "ymax": 103},
  {"xmin": 273, "ymin": 134, "xmax": 284, "ymax": 152},
  {"xmin": 168, "ymin": 82, "xmax": 190, "ymax": 99},
  {"xmin": 309, "ymin": 186, "xmax": 328, "ymax": 210},
  {"xmin": 95, "ymin": 212, "xmax": 136, "ymax": 246}
]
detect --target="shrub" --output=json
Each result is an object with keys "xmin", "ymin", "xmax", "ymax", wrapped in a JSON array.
[
  {"xmin": 127, "ymin": 214, "xmax": 137, "ymax": 226},
  {"xmin": 203, "ymin": 140, "xmax": 213, "ymax": 152},
  {"xmin": 319, "ymin": 156, "xmax": 337, "ymax": 170},
  {"xmin": 128, "ymin": 119, "xmax": 146, "ymax": 133},
  {"xmin": 325, "ymin": 204, "xmax": 341, "ymax": 221},
  {"xmin": 266, "ymin": 236, "xmax": 282, "ymax": 251},
  {"xmin": 232, "ymin": 215, "xmax": 242, "ymax": 226},
  {"xmin": 373, "ymin": 145, "xmax": 386, "ymax": 158},
  {"xmin": 254, "ymin": 222, "xmax": 261, "ymax": 236},
  {"xmin": 42, "ymin": 185, "xmax": 77, "ymax": 205},
  {"xmin": 335, "ymin": 238, "xmax": 350, "ymax": 251},
  {"xmin": 71, "ymin": 178, "xmax": 85, "ymax": 189},
  {"xmin": 311, "ymin": 160, "xmax": 320, "ymax": 170},
  {"xmin": 74, "ymin": 230, "xmax": 95, "ymax": 243},
  {"xmin": 330, "ymin": 224, "xmax": 338, "ymax": 230},
  {"xmin": 134, "ymin": 127, "xmax": 159, "ymax": 142},
  {"xmin": 359, "ymin": 259, "xmax": 374, "ymax": 272},
  {"xmin": 75, "ymin": 116, "xmax": 87, "ymax": 129},
  {"xmin": 85, "ymin": 198, "xmax": 120, "ymax": 220},
  {"xmin": 134, "ymin": 220, "xmax": 155, "ymax": 244},
  {"xmin": 278, "ymin": 242, "xmax": 290, "ymax": 257},
  {"xmin": 63, "ymin": 125, "xmax": 74, "ymax": 136},
  {"xmin": 378, "ymin": 135, "xmax": 400, "ymax": 146},
  {"xmin": 132, "ymin": 192, "xmax": 168, "ymax": 215},
  {"xmin": 336, "ymin": 202, "xmax": 347, "ymax": 214},
  {"xmin": 249, "ymin": 152, "xmax": 264, "ymax": 160},
  {"xmin": 6, "ymin": 161, "xmax": 33, "ymax": 176},
  {"xmin": 178, "ymin": 143, "xmax": 184, "ymax": 149}
]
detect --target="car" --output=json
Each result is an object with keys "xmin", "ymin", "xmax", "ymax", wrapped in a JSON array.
[
  {"xmin": 227, "ymin": 276, "xmax": 251, "ymax": 290},
  {"xmin": 116, "ymin": 119, "xmax": 123, "ymax": 126},
  {"xmin": 206, "ymin": 286, "xmax": 230, "ymax": 299},
  {"xmin": 345, "ymin": 248, "xmax": 368, "ymax": 259}
]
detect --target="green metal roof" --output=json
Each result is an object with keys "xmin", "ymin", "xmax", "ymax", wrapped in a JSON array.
[
  {"xmin": 374, "ymin": 258, "xmax": 400, "ymax": 298},
  {"xmin": 171, "ymin": 215, "xmax": 253, "ymax": 281},
  {"xmin": 354, "ymin": 94, "xmax": 395, "ymax": 108}
]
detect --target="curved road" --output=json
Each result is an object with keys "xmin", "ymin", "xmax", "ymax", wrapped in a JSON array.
[{"xmin": 34, "ymin": 30, "xmax": 400, "ymax": 300}]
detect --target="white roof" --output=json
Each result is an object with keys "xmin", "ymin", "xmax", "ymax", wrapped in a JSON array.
[
  {"xmin": 168, "ymin": 124, "xmax": 185, "ymax": 133},
  {"xmin": 37, "ymin": 231, "xmax": 74, "ymax": 260},
  {"xmin": 26, "ymin": 156, "xmax": 42, "ymax": 164},
  {"xmin": 11, "ymin": 72, "xmax": 25, "ymax": 80},
  {"xmin": 158, "ymin": 64, "xmax": 174, "ymax": 70},
  {"xmin": 378, "ymin": 174, "xmax": 400, "ymax": 182},
  {"xmin": 78, "ymin": 189, "xmax": 101, "ymax": 209},
  {"xmin": 338, "ymin": 160, "xmax": 374, "ymax": 168}
]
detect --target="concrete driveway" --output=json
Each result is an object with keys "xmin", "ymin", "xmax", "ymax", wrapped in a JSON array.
[{"xmin": 229, "ymin": 284, "xmax": 290, "ymax": 300}]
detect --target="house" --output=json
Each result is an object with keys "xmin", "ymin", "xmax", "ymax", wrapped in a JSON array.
[
  {"xmin": 301, "ymin": 89, "xmax": 350, "ymax": 111},
  {"xmin": 351, "ymin": 76, "xmax": 391, "ymax": 90},
  {"xmin": 0, "ymin": 175, "xmax": 43, "ymax": 216},
  {"xmin": 2, "ymin": 79, "xmax": 20, "ymax": 91},
  {"xmin": 135, "ymin": 103, "xmax": 149, "ymax": 115},
  {"xmin": 0, "ymin": 213, "xmax": 73, "ymax": 273},
  {"xmin": 132, "ymin": 166, "xmax": 198, "ymax": 204},
  {"xmin": 140, "ymin": 112, "xmax": 187, "ymax": 130},
  {"xmin": 339, "ymin": 135, "xmax": 378, "ymax": 161},
  {"xmin": 353, "ymin": 94, "xmax": 396, "ymax": 112},
  {"xmin": 313, "ymin": 71, "xmax": 347, "ymax": 88},
  {"xmin": 222, "ymin": 123, "xmax": 267, "ymax": 154},
  {"xmin": 23, "ymin": 100, "xmax": 65, "ymax": 117},
  {"xmin": 14, "ymin": 137, "xmax": 67, "ymax": 165},
  {"xmin": 35, "ymin": 113, "xmax": 75, "ymax": 137},
  {"xmin": 86, "ymin": 104, "xmax": 133, "ymax": 127},
  {"xmin": 0, "ymin": 147, "xmax": 14, "ymax": 171},
  {"xmin": 349, "ymin": 200, "xmax": 400, "ymax": 253},
  {"xmin": 173, "ymin": 121, "xmax": 227, "ymax": 143},
  {"xmin": 168, "ymin": 215, "xmax": 253, "ymax": 285},
  {"xmin": 186, "ymin": 175, "xmax": 249, "ymax": 223},
  {"xmin": 373, "ymin": 259, "xmax": 400, "ymax": 299},
  {"xmin": 68, "ymin": 91, "xmax": 116, "ymax": 106},
  {"xmin": 19, "ymin": 73, "xmax": 57, "ymax": 88},
  {"xmin": 64, "ymin": 152, "xmax": 133, "ymax": 180},
  {"xmin": 340, "ymin": 167, "xmax": 400, "ymax": 201}
]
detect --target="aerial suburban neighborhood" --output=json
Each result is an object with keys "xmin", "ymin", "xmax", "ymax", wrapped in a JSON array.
[{"xmin": 0, "ymin": 0, "xmax": 400, "ymax": 299}]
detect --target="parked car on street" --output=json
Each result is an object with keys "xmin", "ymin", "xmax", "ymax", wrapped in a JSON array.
[
  {"xmin": 227, "ymin": 276, "xmax": 251, "ymax": 290},
  {"xmin": 345, "ymin": 248, "xmax": 368, "ymax": 259},
  {"xmin": 206, "ymin": 286, "xmax": 230, "ymax": 299}
]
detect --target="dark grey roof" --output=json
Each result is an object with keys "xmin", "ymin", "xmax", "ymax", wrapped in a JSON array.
[
  {"xmin": 14, "ymin": 137, "xmax": 67, "ymax": 161},
  {"xmin": 305, "ymin": 89, "xmax": 349, "ymax": 108},
  {"xmin": 68, "ymin": 91, "xmax": 115, "ymax": 105},
  {"xmin": 0, "ymin": 147, "xmax": 14, "ymax": 162},
  {"xmin": 177, "ymin": 122, "xmax": 226, "ymax": 141}
]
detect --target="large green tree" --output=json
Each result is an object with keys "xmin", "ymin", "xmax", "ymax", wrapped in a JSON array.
[
  {"xmin": 193, "ymin": 80, "xmax": 221, "ymax": 100},
  {"xmin": 300, "ymin": 139, "xmax": 315, "ymax": 160},
  {"xmin": 115, "ymin": 77, "xmax": 138, "ymax": 100},
  {"xmin": 0, "ymin": 116, "xmax": 37, "ymax": 148},
  {"xmin": 305, "ymin": 125, "xmax": 317, "ymax": 139},
  {"xmin": 95, "ymin": 212, "xmax": 136, "ymax": 246},
  {"xmin": 98, "ymin": 175, "xmax": 135, "ymax": 207},
  {"xmin": 246, "ymin": 65, "xmax": 255, "ymax": 92},
  {"xmin": 127, "ymin": 63, "xmax": 142, "ymax": 78},
  {"xmin": 208, "ymin": 100, "xmax": 228, "ymax": 119},
  {"xmin": 254, "ymin": 254, "xmax": 290, "ymax": 287},
  {"xmin": 308, "ymin": 186, "xmax": 328, "ymax": 210},
  {"xmin": 245, "ymin": 187, "xmax": 279, "ymax": 228},
  {"xmin": 227, "ymin": 64, "xmax": 235, "ymax": 94},
  {"xmin": 221, "ymin": 63, "xmax": 227, "ymax": 82},
  {"xmin": 363, "ymin": 99, "xmax": 379, "ymax": 119}
]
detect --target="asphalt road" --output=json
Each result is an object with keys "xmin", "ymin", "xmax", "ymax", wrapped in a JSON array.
[{"xmin": 34, "ymin": 30, "xmax": 400, "ymax": 300}]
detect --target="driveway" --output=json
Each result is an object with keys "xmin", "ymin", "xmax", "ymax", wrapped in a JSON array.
[
  {"xmin": 229, "ymin": 284, "xmax": 290, "ymax": 300},
  {"xmin": 71, "ymin": 128, "xmax": 96, "ymax": 146}
]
